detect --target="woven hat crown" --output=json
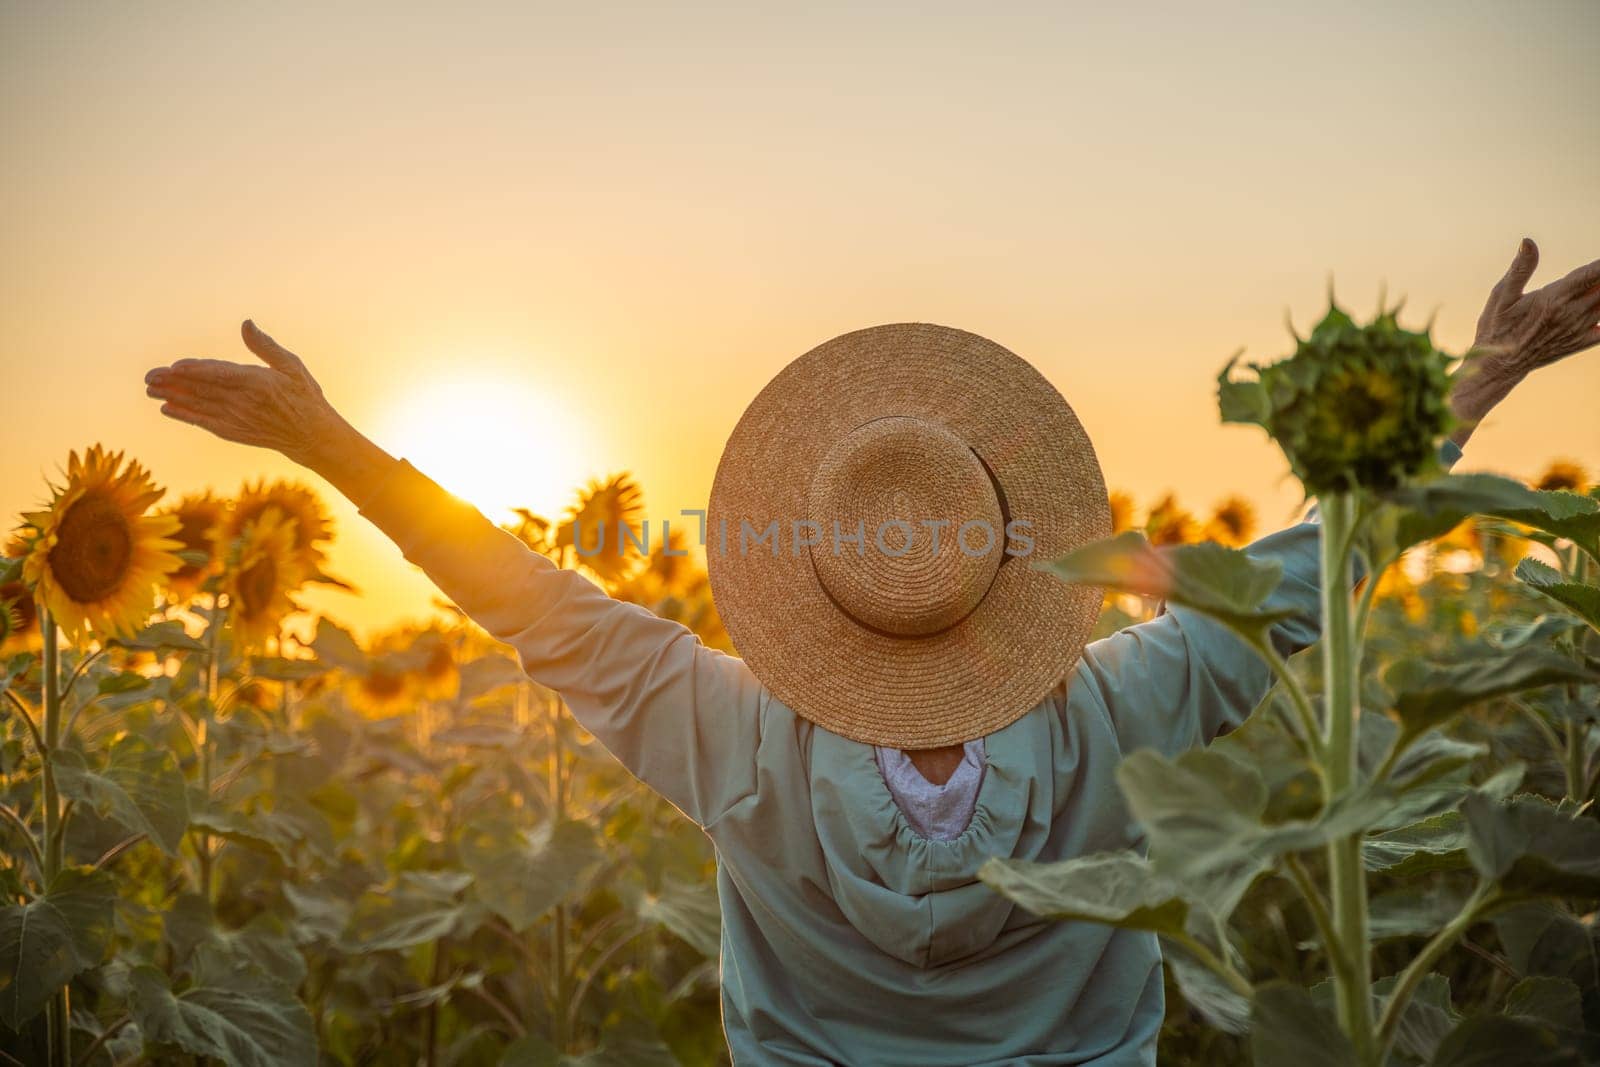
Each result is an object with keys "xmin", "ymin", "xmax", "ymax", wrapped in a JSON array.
[{"xmin": 807, "ymin": 415, "xmax": 1008, "ymax": 637}]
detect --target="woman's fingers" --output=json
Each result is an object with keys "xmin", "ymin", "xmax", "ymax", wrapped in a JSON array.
[
  {"xmin": 241, "ymin": 319, "xmax": 309, "ymax": 378},
  {"xmin": 1489, "ymin": 237, "xmax": 1539, "ymax": 313},
  {"xmin": 162, "ymin": 357, "xmax": 250, "ymax": 379},
  {"xmin": 158, "ymin": 400, "xmax": 217, "ymax": 430},
  {"xmin": 1551, "ymin": 256, "xmax": 1600, "ymax": 300},
  {"xmin": 149, "ymin": 361, "xmax": 263, "ymax": 398}
]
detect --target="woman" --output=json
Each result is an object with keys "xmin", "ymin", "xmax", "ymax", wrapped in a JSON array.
[{"xmin": 144, "ymin": 238, "xmax": 1598, "ymax": 1065}]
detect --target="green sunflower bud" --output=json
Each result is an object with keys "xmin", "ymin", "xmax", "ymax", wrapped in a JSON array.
[{"xmin": 1217, "ymin": 297, "xmax": 1458, "ymax": 495}]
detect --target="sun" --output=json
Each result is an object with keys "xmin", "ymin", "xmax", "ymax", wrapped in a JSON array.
[{"xmin": 375, "ymin": 376, "xmax": 589, "ymax": 524}]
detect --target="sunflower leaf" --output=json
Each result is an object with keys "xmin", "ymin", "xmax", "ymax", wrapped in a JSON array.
[
  {"xmin": 980, "ymin": 852, "xmax": 1207, "ymax": 941},
  {"xmin": 309, "ymin": 617, "xmax": 367, "ymax": 672},
  {"xmin": 0, "ymin": 866, "xmax": 115, "ymax": 1028},
  {"xmin": 456, "ymin": 653, "xmax": 526, "ymax": 700},
  {"xmin": 1515, "ymin": 559, "xmax": 1600, "ymax": 632},
  {"xmin": 1463, "ymin": 792, "xmax": 1600, "ymax": 896},
  {"xmin": 127, "ymin": 943, "xmax": 316, "ymax": 1067},
  {"xmin": 1250, "ymin": 981, "xmax": 1359, "ymax": 1067},
  {"xmin": 461, "ymin": 818, "xmax": 602, "ymax": 932},
  {"xmin": 1383, "ymin": 648, "xmax": 1597, "ymax": 749},
  {"xmin": 1037, "ymin": 531, "xmax": 1289, "ymax": 641},
  {"xmin": 108, "ymin": 618, "xmax": 205, "ymax": 652},
  {"xmin": 53, "ymin": 737, "xmax": 189, "ymax": 854},
  {"xmin": 1494, "ymin": 490, "xmax": 1600, "ymax": 563},
  {"xmin": 1504, "ymin": 976, "xmax": 1585, "ymax": 1033},
  {"xmin": 629, "ymin": 877, "xmax": 722, "ymax": 957},
  {"xmin": 1428, "ymin": 1013, "xmax": 1586, "ymax": 1067},
  {"xmin": 247, "ymin": 656, "xmax": 329, "ymax": 681},
  {"xmin": 1370, "ymin": 473, "xmax": 1551, "ymax": 563}
]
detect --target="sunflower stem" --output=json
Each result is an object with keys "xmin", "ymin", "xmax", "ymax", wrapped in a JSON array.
[
  {"xmin": 196, "ymin": 593, "xmax": 225, "ymax": 903},
  {"xmin": 3, "ymin": 688, "xmax": 45, "ymax": 758},
  {"xmin": 547, "ymin": 687, "xmax": 569, "ymax": 1051},
  {"xmin": 41, "ymin": 609, "xmax": 70, "ymax": 1067},
  {"xmin": 1319, "ymin": 493, "xmax": 1375, "ymax": 1063}
]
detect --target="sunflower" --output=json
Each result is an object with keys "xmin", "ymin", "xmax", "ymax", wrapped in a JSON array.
[
  {"xmin": 345, "ymin": 657, "xmax": 414, "ymax": 718},
  {"xmin": 231, "ymin": 676, "xmax": 278, "ymax": 710},
  {"xmin": 372, "ymin": 627, "xmax": 460, "ymax": 702},
  {"xmin": 506, "ymin": 507, "xmax": 559, "ymax": 560},
  {"xmin": 557, "ymin": 473, "xmax": 646, "ymax": 585},
  {"xmin": 1372, "ymin": 562, "xmax": 1425, "ymax": 624},
  {"xmin": 1432, "ymin": 517, "xmax": 1483, "ymax": 562},
  {"xmin": 227, "ymin": 478, "xmax": 333, "ymax": 573},
  {"xmin": 412, "ymin": 633, "xmax": 459, "ymax": 701},
  {"xmin": 1219, "ymin": 299, "xmax": 1455, "ymax": 494},
  {"xmin": 1144, "ymin": 494, "xmax": 1199, "ymax": 546},
  {"xmin": 1, "ymin": 536, "xmax": 41, "ymax": 655},
  {"xmin": 15, "ymin": 445, "xmax": 185, "ymax": 645},
  {"xmin": 1203, "ymin": 496, "xmax": 1257, "ymax": 547},
  {"xmin": 159, "ymin": 491, "xmax": 229, "ymax": 601},
  {"xmin": 221, "ymin": 505, "xmax": 310, "ymax": 652},
  {"xmin": 1534, "ymin": 460, "xmax": 1588, "ymax": 494},
  {"xmin": 1480, "ymin": 525, "xmax": 1530, "ymax": 573},
  {"xmin": 1107, "ymin": 491, "xmax": 1138, "ymax": 535}
]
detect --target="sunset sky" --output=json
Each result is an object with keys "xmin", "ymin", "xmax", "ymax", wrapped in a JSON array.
[{"xmin": 4, "ymin": 2, "xmax": 1598, "ymax": 643}]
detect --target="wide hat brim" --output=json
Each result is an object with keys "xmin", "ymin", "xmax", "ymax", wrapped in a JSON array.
[{"xmin": 707, "ymin": 322, "xmax": 1110, "ymax": 748}]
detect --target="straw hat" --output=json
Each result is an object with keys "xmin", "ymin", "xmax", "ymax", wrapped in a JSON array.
[{"xmin": 706, "ymin": 323, "xmax": 1110, "ymax": 748}]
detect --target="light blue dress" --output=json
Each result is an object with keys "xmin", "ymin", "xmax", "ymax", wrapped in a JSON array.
[{"xmin": 353, "ymin": 440, "xmax": 1462, "ymax": 1066}]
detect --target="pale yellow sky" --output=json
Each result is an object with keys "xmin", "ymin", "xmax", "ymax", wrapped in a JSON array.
[{"xmin": 4, "ymin": 1, "xmax": 1597, "ymax": 642}]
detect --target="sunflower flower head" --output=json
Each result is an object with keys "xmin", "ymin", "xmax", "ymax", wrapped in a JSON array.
[
  {"xmin": 159, "ymin": 491, "xmax": 229, "ymax": 601},
  {"xmin": 1144, "ymin": 494, "xmax": 1199, "ymax": 546},
  {"xmin": 15, "ymin": 444, "xmax": 185, "ymax": 645},
  {"xmin": 1434, "ymin": 517, "xmax": 1483, "ymax": 561},
  {"xmin": 1, "ymin": 536, "xmax": 40, "ymax": 654},
  {"xmin": 1534, "ymin": 459, "xmax": 1589, "ymax": 494},
  {"xmin": 345, "ymin": 656, "xmax": 414, "ymax": 718},
  {"xmin": 413, "ymin": 632, "xmax": 459, "ymax": 701},
  {"xmin": 221, "ymin": 505, "xmax": 310, "ymax": 653},
  {"xmin": 1373, "ymin": 562, "xmax": 1425, "ymax": 624},
  {"xmin": 1107, "ymin": 491, "xmax": 1138, "ymax": 535},
  {"xmin": 372, "ymin": 627, "xmax": 460, "ymax": 702},
  {"xmin": 228, "ymin": 478, "xmax": 334, "ymax": 573},
  {"xmin": 645, "ymin": 527, "xmax": 695, "ymax": 593},
  {"xmin": 557, "ymin": 473, "xmax": 646, "ymax": 585},
  {"xmin": 1203, "ymin": 495, "xmax": 1258, "ymax": 547},
  {"xmin": 1219, "ymin": 297, "xmax": 1456, "ymax": 495}
]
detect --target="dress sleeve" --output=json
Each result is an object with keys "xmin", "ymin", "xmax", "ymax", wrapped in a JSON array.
[
  {"xmin": 353, "ymin": 458, "xmax": 765, "ymax": 828},
  {"xmin": 1065, "ymin": 439, "xmax": 1463, "ymax": 759}
]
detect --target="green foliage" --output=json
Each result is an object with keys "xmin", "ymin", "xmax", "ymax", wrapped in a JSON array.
[
  {"xmin": 53, "ymin": 737, "xmax": 190, "ymax": 855},
  {"xmin": 128, "ymin": 944, "xmax": 316, "ymax": 1067},
  {"xmin": 1384, "ymin": 647, "xmax": 1597, "ymax": 749},
  {"xmin": 1012, "ymin": 293, "xmax": 1600, "ymax": 1066},
  {"xmin": 0, "ymin": 867, "xmax": 113, "ymax": 1029},
  {"xmin": 0, "ymin": 577, "xmax": 727, "ymax": 1064},
  {"xmin": 1037, "ymin": 531, "xmax": 1290, "ymax": 641},
  {"xmin": 5, "ymin": 392, "xmax": 1597, "ymax": 1066},
  {"xmin": 1516, "ymin": 559, "xmax": 1600, "ymax": 630},
  {"xmin": 1250, "ymin": 982, "xmax": 1357, "ymax": 1067}
]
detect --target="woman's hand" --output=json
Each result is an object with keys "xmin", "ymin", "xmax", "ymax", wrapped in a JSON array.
[
  {"xmin": 1447, "ymin": 239, "xmax": 1600, "ymax": 448},
  {"xmin": 145, "ymin": 320, "xmax": 352, "ymax": 468},
  {"xmin": 145, "ymin": 321, "xmax": 396, "ymax": 501}
]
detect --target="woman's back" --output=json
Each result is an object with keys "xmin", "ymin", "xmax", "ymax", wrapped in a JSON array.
[{"xmin": 706, "ymin": 686, "xmax": 1163, "ymax": 1066}]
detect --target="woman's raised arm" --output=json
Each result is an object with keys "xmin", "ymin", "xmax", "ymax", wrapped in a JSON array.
[{"xmin": 145, "ymin": 321, "xmax": 767, "ymax": 829}]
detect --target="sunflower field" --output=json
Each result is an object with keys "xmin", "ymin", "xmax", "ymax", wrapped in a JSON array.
[{"xmin": 2, "ymin": 313, "xmax": 1599, "ymax": 1065}]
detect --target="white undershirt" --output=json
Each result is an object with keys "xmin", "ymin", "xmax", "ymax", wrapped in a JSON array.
[{"xmin": 871, "ymin": 737, "xmax": 987, "ymax": 841}]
